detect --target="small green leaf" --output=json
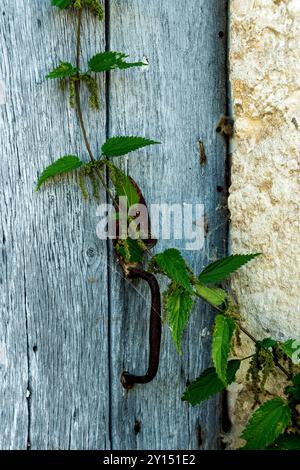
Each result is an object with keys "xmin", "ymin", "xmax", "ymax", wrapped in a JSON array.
[
  {"xmin": 88, "ymin": 51, "xmax": 146, "ymax": 73},
  {"xmin": 268, "ymin": 433, "xmax": 300, "ymax": 450},
  {"xmin": 102, "ymin": 136, "xmax": 160, "ymax": 158},
  {"xmin": 182, "ymin": 360, "xmax": 240, "ymax": 406},
  {"xmin": 115, "ymin": 239, "xmax": 143, "ymax": 264},
  {"xmin": 51, "ymin": 0, "xmax": 73, "ymax": 9},
  {"xmin": 46, "ymin": 62, "xmax": 78, "ymax": 80},
  {"xmin": 293, "ymin": 373, "xmax": 300, "ymax": 387},
  {"xmin": 195, "ymin": 284, "xmax": 227, "ymax": 307},
  {"xmin": 284, "ymin": 373, "xmax": 300, "ymax": 400},
  {"xmin": 52, "ymin": 0, "xmax": 104, "ymax": 19},
  {"xmin": 241, "ymin": 397, "xmax": 292, "ymax": 450},
  {"xmin": 281, "ymin": 339, "xmax": 300, "ymax": 364},
  {"xmin": 36, "ymin": 156, "xmax": 82, "ymax": 190},
  {"xmin": 166, "ymin": 288, "xmax": 194, "ymax": 354},
  {"xmin": 258, "ymin": 338, "xmax": 278, "ymax": 349},
  {"xmin": 212, "ymin": 315, "xmax": 236, "ymax": 384},
  {"xmin": 105, "ymin": 162, "xmax": 139, "ymax": 208},
  {"xmin": 154, "ymin": 249, "xmax": 193, "ymax": 294},
  {"xmin": 198, "ymin": 254, "xmax": 261, "ymax": 284}
]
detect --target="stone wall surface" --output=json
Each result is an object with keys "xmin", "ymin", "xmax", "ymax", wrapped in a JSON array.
[{"xmin": 228, "ymin": 0, "xmax": 300, "ymax": 448}]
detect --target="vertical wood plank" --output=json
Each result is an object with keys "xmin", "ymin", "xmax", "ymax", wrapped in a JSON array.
[
  {"xmin": 108, "ymin": 0, "xmax": 228, "ymax": 450},
  {"xmin": 0, "ymin": 0, "xmax": 110, "ymax": 449},
  {"xmin": 1, "ymin": 0, "xmax": 228, "ymax": 450}
]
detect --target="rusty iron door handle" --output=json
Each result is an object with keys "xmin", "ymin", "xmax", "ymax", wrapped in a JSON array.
[
  {"xmin": 121, "ymin": 267, "xmax": 161, "ymax": 390},
  {"xmin": 111, "ymin": 175, "xmax": 162, "ymax": 389}
]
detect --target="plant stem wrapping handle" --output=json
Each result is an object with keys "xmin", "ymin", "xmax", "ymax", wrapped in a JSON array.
[{"xmin": 121, "ymin": 268, "xmax": 161, "ymax": 389}]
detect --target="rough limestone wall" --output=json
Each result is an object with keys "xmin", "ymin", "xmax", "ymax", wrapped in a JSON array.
[{"xmin": 227, "ymin": 0, "xmax": 300, "ymax": 448}]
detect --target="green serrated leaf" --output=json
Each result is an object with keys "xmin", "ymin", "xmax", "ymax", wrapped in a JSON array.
[
  {"xmin": 198, "ymin": 254, "xmax": 261, "ymax": 284},
  {"xmin": 115, "ymin": 238, "xmax": 143, "ymax": 264},
  {"xmin": 281, "ymin": 339, "xmax": 300, "ymax": 364},
  {"xmin": 101, "ymin": 136, "xmax": 160, "ymax": 158},
  {"xmin": 241, "ymin": 397, "xmax": 291, "ymax": 450},
  {"xmin": 212, "ymin": 315, "xmax": 236, "ymax": 384},
  {"xmin": 46, "ymin": 62, "xmax": 78, "ymax": 80},
  {"xmin": 268, "ymin": 433, "xmax": 300, "ymax": 450},
  {"xmin": 258, "ymin": 338, "xmax": 278, "ymax": 349},
  {"xmin": 195, "ymin": 284, "xmax": 227, "ymax": 307},
  {"xmin": 51, "ymin": 0, "xmax": 73, "ymax": 9},
  {"xmin": 88, "ymin": 51, "xmax": 146, "ymax": 73},
  {"xmin": 182, "ymin": 360, "xmax": 240, "ymax": 406},
  {"xmin": 166, "ymin": 288, "xmax": 194, "ymax": 354},
  {"xmin": 36, "ymin": 156, "xmax": 82, "ymax": 190},
  {"xmin": 104, "ymin": 162, "xmax": 139, "ymax": 208},
  {"xmin": 154, "ymin": 249, "xmax": 193, "ymax": 294}
]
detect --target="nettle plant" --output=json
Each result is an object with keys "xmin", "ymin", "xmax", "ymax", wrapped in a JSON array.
[{"xmin": 37, "ymin": 0, "xmax": 300, "ymax": 450}]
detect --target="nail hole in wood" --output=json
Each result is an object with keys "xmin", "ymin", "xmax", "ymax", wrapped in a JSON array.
[
  {"xmin": 204, "ymin": 215, "xmax": 209, "ymax": 235},
  {"xmin": 197, "ymin": 424, "xmax": 203, "ymax": 448},
  {"xmin": 198, "ymin": 140, "xmax": 207, "ymax": 165},
  {"xmin": 134, "ymin": 419, "xmax": 141, "ymax": 434}
]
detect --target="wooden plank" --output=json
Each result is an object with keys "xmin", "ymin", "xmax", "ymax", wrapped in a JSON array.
[
  {"xmin": 0, "ymin": 0, "xmax": 228, "ymax": 450},
  {"xmin": 0, "ymin": 1, "xmax": 110, "ymax": 449},
  {"xmin": 108, "ymin": 0, "xmax": 228, "ymax": 450}
]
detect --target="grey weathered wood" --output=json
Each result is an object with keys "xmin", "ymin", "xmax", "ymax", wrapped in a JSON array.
[
  {"xmin": 0, "ymin": 1, "xmax": 110, "ymax": 449},
  {"xmin": 109, "ymin": 0, "xmax": 227, "ymax": 450},
  {"xmin": 0, "ymin": 0, "xmax": 227, "ymax": 450}
]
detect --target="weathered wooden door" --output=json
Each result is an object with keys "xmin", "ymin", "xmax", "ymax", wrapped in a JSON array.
[{"xmin": 0, "ymin": 0, "xmax": 228, "ymax": 450}]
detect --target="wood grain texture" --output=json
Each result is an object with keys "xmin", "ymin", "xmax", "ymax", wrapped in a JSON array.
[
  {"xmin": 0, "ymin": 0, "xmax": 110, "ymax": 449},
  {"xmin": 108, "ymin": 0, "xmax": 228, "ymax": 450},
  {"xmin": 0, "ymin": 0, "xmax": 228, "ymax": 449}
]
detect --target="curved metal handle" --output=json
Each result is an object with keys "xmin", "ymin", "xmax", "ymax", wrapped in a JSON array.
[{"xmin": 121, "ymin": 268, "xmax": 162, "ymax": 390}]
